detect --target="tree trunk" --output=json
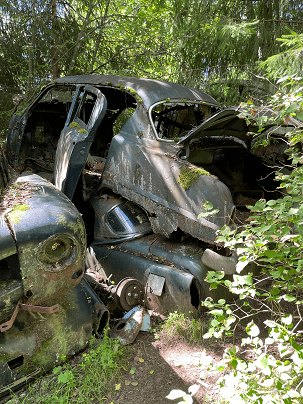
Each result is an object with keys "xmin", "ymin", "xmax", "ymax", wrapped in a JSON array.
[
  {"xmin": 89, "ymin": 0, "xmax": 111, "ymax": 72},
  {"xmin": 51, "ymin": 0, "xmax": 60, "ymax": 79},
  {"xmin": 26, "ymin": 0, "xmax": 35, "ymax": 96},
  {"xmin": 67, "ymin": 0, "xmax": 95, "ymax": 75}
]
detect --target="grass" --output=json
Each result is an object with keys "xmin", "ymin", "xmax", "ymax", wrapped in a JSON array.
[
  {"xmin": 7, "ymin": 331, "xmax": 129, "ymax": 404},
  {"xmin": 156, "ymin": 311, "xmax": 209, "ymax": 344}
]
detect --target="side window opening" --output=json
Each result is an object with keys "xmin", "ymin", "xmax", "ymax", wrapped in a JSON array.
[
  {"xmin": 89, "ymin": 88, "xmax": 137, "ymax": 159},
  {"xmin": 151, "ymin": 102, "xmax": 213, "ymax": 140},
  {"xmin": 74, "ymin": 92, "xmax": 97, "ymax": 126},
  {"xmin": 18, "ymin": 85, "xmax": 77, "ymax": 173}
]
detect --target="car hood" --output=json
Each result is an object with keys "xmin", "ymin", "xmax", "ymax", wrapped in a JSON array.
[{"xmin": 179, "ymin": 107, "xmax": 255, "ymax": 147}]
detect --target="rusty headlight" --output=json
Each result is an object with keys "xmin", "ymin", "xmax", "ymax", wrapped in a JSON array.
[{"xmin": 38, "ymin": 234, "xmax": 77, "ymax": 269}]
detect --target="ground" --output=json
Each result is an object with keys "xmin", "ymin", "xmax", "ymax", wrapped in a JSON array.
[
  {"xmin": 1, "ymin": 317, "xmax": 238, "ymax": 404},
  {"xmin": 106, "ymin": 310, "xmax": 246, "ymax": 404},
  {"xmin": 108, "ymin": 332, "xmax": 224, "ymax": 404}
]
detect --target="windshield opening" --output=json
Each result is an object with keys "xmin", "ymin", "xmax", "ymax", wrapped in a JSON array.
[{"xmin": 150, "ymin": 101, "xmax": 213, "ymax": 141}]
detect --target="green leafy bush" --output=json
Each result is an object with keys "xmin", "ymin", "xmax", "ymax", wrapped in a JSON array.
[{"xmin": 202, "ymin": 83, "xmax": 303, "ymax": 404}]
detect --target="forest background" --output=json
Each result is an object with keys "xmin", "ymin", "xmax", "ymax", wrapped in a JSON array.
[
  {"xmin": 1, "ymin": 0, "xmax": 303, "ymax": 139},
  {"xmin": 2, "ymin": 2, "xmax": 303, "ymax": 403}
]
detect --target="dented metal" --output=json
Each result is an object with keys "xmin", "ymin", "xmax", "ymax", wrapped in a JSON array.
[
  {"xmin": 6, "ymin": 75, "xmax": 282, "ymax": 246},
  {"xmin": 0, "ymin": 151, "xmax": 108, "ymax": 393},
  {"xmin": 2, "ymin": 74, "xmax": 287, "ymax": 391}
]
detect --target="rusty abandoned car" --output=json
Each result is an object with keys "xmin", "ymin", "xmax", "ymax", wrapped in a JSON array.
[
  {"xmin": 1, "ymin": 75, "xmax": 288, "ymax": 391},
  {"xmin": 0, "ymin": 150, "xmax": 109, "ymax": 393}
]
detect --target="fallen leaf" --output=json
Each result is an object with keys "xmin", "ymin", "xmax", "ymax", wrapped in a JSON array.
[
  {"xmin": 166, "ymin": 389, "xmax": 186, "ymax": 400},
  {"xmin": 139, "ymin": 358, "xmax": 144, "ymax": 362},
  {"xmin": 115, "ymin": 384, "xmax": 121, "ymax": 390},
  {"xmin": 73, "ymin": 389, "xmax": 79, "ymax": 397},
  {"xmin": 150, "ymin": 370, "xmax": 154, "ymax": 374},
  {"xmin": 125, "ymin": 380, "xmax": 131, "ymax": 386},
  {"xmin": 130, "ymin": 367, "xmax": 136, "ymax": 375},
  {"xmin": 188, "ymin": 384, "xmax": 199, "ymax": 395},
  {"xmin": 131, "ymin": 382, "xmax": 138, "ymax": 386}
]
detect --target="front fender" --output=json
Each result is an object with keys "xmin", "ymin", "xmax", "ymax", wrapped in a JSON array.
[{"xmin": 9, "ymin": 174, "xmax": 86, "ymax": 304}]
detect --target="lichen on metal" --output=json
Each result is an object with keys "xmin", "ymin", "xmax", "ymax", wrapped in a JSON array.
[
  {"xmin": 7, "ymin": 204, "xmax": 29, "ymax": 225},
  {"xmin": 177, "ymin": 166, "xmax": 212, "ymax": 190}
]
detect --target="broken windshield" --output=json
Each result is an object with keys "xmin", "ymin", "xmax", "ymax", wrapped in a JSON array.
[{"xmin": 150, "ymin": 101, "xmax": 213, "ymax": 141}]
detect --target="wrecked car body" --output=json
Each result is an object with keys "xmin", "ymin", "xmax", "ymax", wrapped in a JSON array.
[
  {"xmin": 7, "ymin": 76, "xmax": 282, "ymax": 245},
  {"xmin": 0, "ymin": 150, "xmax": 109, "ymax": 394},
  {"xmin": 5, "ymin": 75, "xmax": 284, "ymax": 308}
]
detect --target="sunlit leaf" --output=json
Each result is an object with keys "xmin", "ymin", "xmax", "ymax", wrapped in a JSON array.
[
  {"xmin": 188, "ymin": 384, "xmax": 199, "ymax": 395},
  {"xmin": 166, "ymin": 389, "xmax": 186, "ymax": 400}
]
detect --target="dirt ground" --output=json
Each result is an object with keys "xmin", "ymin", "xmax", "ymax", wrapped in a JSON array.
[{"xmin": 107, "ymin": 328, "xmax": 236, "ymax": 404}]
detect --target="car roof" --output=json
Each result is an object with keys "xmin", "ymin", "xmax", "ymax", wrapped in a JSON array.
[{"xmin": 56, "ymin": 75, "xmax": 220, "ymax": 109}]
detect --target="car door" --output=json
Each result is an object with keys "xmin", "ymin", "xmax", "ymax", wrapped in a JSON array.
[{"xmin": 54, "ymin": 85, "xmax": 107, "ymax": 200}]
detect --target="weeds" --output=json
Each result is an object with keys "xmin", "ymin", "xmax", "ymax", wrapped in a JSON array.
[
  {"xmin": 158, "ymin": 312, "xmax": 209, "ymax": 344},
  {"xmin": 8, "ymin": 330, "xmax": 128, "ymax": 404}
]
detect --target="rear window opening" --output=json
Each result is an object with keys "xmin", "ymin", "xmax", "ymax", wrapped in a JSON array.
[{"xmin": 150, "ymin": 101, "xmax": 217, "ymax": 140}]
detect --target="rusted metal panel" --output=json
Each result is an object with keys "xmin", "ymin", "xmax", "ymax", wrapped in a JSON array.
[
  {"xmin": 147, "ymin": 273, "xmax": 165, "ymax": 296},
  {"xmin": 7, "ymin": 174, "xmax": 86, "ymax": 305},
  {"xmin": 0, "ymin": 281, "xmax": 108, "ymax": 390},
  {"xmin": 100, "ymin": 117, "xmax": 234, "ymax": 242},
  {"xmin": 0, "ymin": 301, "xmax": 59, "ymax": 332}
]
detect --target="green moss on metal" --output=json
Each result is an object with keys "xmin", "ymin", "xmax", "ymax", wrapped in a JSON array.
[
  {"xmin": 8, "ymin": 204, "xmax": 30, "ymax": 224},
  {"xmin": 177, "ymin": 167, "xmax": 211, "ymax": 190},
  {"xmin": 58, "ymin": 216, "xmax": 86, "ymax": 262},
  {"xmin": 23, "ymin": 292, "xmax": 88, "ymax": 374},
  {"xmin": 69, "ymin": 122, "xmax": 80, "ymax": 129},
  {"xmin": 78, "ymin": 128, "xmax": 87, "ymax": 134},
  {"xmin": 35, "ymin": 127, "xmax": 45, "ymax": 143}
]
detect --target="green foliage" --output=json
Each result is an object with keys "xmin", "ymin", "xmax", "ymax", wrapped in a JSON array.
[
  {"xmin": 159, "ymin": 312, "xmax": 208, "ymax": 343},
  {"xmin": 2, "ymin": 0, "xmax": 303, "ymax": 139},
  {"xmin": 202, "ymin": 87, "xmax": 303, "ymax": 404},
  {"xmin": 10, "ymin": 331, "xmax": 127, "ymax": 403},
  {"xmin": 198, "ymin": 200, "xmax": 219, "ymax": 219},
  {"xmin": 113, "ymin": 107, "xmax": 136, "ymax": 136},
  {"xmin": 260, "ymin": 30, "xmax": 303, "ymax": 81}
]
